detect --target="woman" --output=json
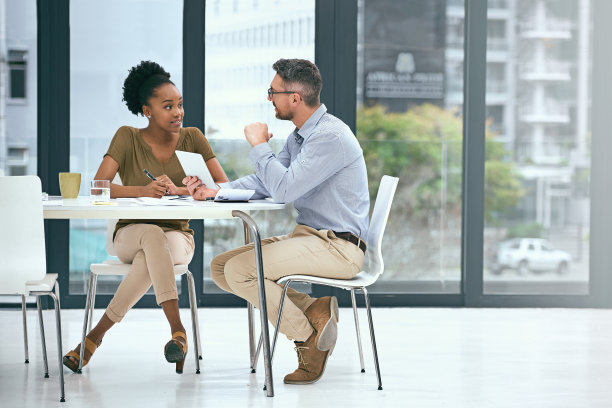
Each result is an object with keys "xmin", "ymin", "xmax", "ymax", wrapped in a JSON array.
[{"xmin": 63, "ymin": 61, "xmax": 228, "ymax": 374}]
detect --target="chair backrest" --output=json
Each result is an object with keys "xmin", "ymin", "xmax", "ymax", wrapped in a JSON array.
[
  {"xmin": 105, "ymin": 173, "xmax": 122, "ymax": 256},
  {"xmin": 365, "ymin": 175, "xmax": 399, "ymax": 278},
  {"xmin": 0, "ymin": 176, "xmax": 47, "ymax": 294}
]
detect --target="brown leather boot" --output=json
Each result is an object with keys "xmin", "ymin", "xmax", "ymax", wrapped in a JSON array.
[
  {"xmin": 283, "ymin": 330, "xmax": 332, "ymax": 384},
  {"xmin": 304, "ymin": 296, "xmax": 339, "ymax": 351}
]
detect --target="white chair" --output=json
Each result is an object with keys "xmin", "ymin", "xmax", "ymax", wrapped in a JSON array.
[
  {"xmin": 80, "ymin": 176, "xmax": 202, "ymax": 373},
  {"xmin": 252, "ymin": 175, "xmax": 398, "ymax": 390},
  {"xmin": 0, "ymin": 176, "xmax": 65, "ymax": 402}
]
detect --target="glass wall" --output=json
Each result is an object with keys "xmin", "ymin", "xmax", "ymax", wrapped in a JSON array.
[
  {"xmin": 69, "ymin": 0, "xmax": 183, "ymax": 294},
  {"xmin": 482, "ymin": 0, "xmax": 592, "ymax": 295},
  {"xmin": 355, "ymin": 0, "xmax": 464, "ymax": 293},
  {"xmin": 1, "ymin": 0, "xmax": 37, "ymax": 177},
  {"xmin": 203, "ymin": 0, "xmax": 316, "ymax": 294},
  {"xmin": 23, "ymin": 0, "xmax": 606, "ymax": 308}
]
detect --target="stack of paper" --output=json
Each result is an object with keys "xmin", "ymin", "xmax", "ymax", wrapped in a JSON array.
[{"xmin": 135, "ymin": 197, "xmax": 194, "ymax": 206}]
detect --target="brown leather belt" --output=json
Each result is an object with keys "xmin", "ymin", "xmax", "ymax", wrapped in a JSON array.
[{"xmin": 332, "ymin": 231, "xmax": 366, "ymax": 254}]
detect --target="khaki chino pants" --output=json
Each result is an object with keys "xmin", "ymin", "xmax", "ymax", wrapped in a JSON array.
[
  {"xmin": 105, "ymin": 224, "xmax": 195, "ymax": 323},
  {"xmin": 211, "ymin": 224, "xmax": 364, "ymax": 341}
]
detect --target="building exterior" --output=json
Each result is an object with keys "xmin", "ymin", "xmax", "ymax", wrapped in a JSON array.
[
  {"xmin": 0, "ymin": 0, "xmax": 37, "ymax": 176},
  {"xmin": 204, "ymin": 0, "xmax": 315, "ymax": 141},
  {"xmin": 444, "ymin": 0, "xmax": 591, "ymax": 230},
  {"xmin": 0, "ymin": 0, "xmax": 592, "ymax": 284}
]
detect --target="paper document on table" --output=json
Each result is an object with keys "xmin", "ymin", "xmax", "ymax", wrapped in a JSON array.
[
  {"xmin": 175, "ymin": 150, "xmax": 216, "ymax": 188},
  {"xmin": 42, "ymin": 200, "xmax": 63, "ymax": 206},
  {"xmin": 161, "ymin": 195, "xmax": 193, "ymax": 201},
  {"xmin": 214, "ymin": 188, "xmax": 255, "ymax": 202},
  {"xmin": 135, "ymin": 197, "xmax": 194, "ymax": 206}
]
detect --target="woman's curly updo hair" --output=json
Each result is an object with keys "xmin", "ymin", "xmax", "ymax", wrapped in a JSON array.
[{"xmin": 122, "ymin": 61, "xmax": 174, "ymax": 116}]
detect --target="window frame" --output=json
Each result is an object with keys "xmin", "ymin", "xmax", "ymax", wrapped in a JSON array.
[{"xmin": 32, "ymin": 0, "xmax": 611, "ymax": 309}]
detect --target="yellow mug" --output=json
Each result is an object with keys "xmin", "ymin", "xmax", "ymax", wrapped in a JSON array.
[{"xmin": 58, "ymin": 172, "xmax": 81, "ymax": 199}]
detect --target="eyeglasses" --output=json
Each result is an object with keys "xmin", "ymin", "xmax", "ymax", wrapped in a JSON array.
[{"xmin": 267, "ymin": 87, "xmax": 296, "ymax": 97}]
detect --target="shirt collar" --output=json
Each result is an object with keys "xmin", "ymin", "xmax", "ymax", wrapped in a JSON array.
[{"xmin": 295, "ymin": 104, "xmax": 327, "ymax": 143}]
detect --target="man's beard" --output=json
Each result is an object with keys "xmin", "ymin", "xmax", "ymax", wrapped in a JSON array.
[{"xmin": 274, "ymin": 105, "xmax": 293, "ymax": 121}]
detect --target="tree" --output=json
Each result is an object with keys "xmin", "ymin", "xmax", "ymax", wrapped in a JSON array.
[
  {"xmin": 356, "ymin": 103, "xmax": 524, "ymax": 275},
  {"xmin": 357, "ymin": 103, "xmax": 523, "ymax": 226}
]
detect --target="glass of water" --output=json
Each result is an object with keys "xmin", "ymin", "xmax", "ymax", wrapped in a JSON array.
[{"xmin": 90, "ymin": 180, "xmax": 111, "ymax": 204}]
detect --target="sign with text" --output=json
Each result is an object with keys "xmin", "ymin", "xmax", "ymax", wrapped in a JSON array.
[
  {"xmin": 365, "ymin": 49, "xmax": 444, "ymax": 100},
  {"xmin": 363, "ymin": 0, "xmax": 446, "ymax": 112}
]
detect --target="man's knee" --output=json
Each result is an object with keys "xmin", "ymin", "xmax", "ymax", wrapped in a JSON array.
[
  {"xmin": 210, "ymin": 253, "xmax": 226, "ymax": 287},
  {"xmin": 224, "ymin": 254, "xmax": 256, "ymax": 291},
  {"xmin": 210, "ymin": 252, "xmax": 242, "ymax": 293}
]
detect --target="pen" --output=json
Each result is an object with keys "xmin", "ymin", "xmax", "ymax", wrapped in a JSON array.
[
  {"xmin": 143, "ymin": 169, "xmax": 156, "ymax": 181},
  {"xmin": 144, "ymin": 169, "xmax": 169, "ymax": 195},
  {"xmin": 204, "ymin": 197, "xmax": 215, "ymax": 201}
]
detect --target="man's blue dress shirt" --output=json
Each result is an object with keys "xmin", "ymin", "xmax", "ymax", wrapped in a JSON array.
[{"xmin": 224, "ymin": 104, "xmax": 370, "ymax": 240}]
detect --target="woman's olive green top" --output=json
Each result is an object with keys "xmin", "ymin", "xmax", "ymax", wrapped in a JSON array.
[{"xmin": 105, "ymin": 125, "xmax": 215, "ymax": 238}]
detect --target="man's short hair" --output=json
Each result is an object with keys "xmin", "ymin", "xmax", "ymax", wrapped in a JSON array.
[{"xmin": 272, "ymin": 59, "xmax": 322, "ymax": 107}]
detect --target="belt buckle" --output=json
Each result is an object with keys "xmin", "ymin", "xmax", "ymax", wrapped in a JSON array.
[{"xmin": 353, "ymin": 234, "xmax": 365, "ymax": 252}]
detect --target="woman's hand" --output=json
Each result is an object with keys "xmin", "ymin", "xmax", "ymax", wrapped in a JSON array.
[
  {"xmin": 156, "ymin": 174, "xmax": 180, "ymax": 195},
  {"xmin": 183, "ymin": 176, "xmax": 202, "ymax": 196},
  {"xmin": 141, "ymin": 180, "xmax": 167, "ymax": 198},
  {"xmin": 182, "ymin": 176, "xmax": 219, "ymax": 200}
]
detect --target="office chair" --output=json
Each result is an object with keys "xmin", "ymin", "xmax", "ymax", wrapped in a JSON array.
[
  {"xmin": 251, "ymin": 175, "xmax": 399, "ymax": 390},
  {"xmin": 0, "ymin": 175, "xmax": 65, "ymax": 402}
]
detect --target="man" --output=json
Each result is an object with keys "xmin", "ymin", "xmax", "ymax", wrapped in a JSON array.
[{"xmin": 184, "ymin": 58, "xmax": 369, "ymax": 384}]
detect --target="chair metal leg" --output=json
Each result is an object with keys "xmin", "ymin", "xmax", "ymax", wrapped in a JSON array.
[
  {"xmin": 186, "ymin": 272, "xmax": 202, "ymax": 360},
  {"xmin": 243, "ymin": 221, "xmax": 258, "ymax": 373},
  {"xmin": 54, "ymin": 281, "xmax": 61, "ymax": 309},
  {"xmin": 252, "ymin": 279, "xmax": 291, "ymax": 370},
  {"xmin": 22, "ymin": 295, "xmax": 29, "ymax": 363},
  {"xmin": 87, "ymin": 274, "xmax": 98, "ymax": 333},
  {"xmin": 233, "ymin": 210, "xmax": 274, "ymax": 397},
  {"xmin": 362, "ymin": 288, "xmax": 382, "ymax": 390},
  {"xmin": 350, "ymin": 289, "xmax": 366, "ymax": 373},
  {"xmin": 270, "ymin": 281, "xmax": 290, "ymax": 362},
  {"xmin": 36, "ymin": 296, "xmax": 50, "ymax": 378},
  {"xmin": 79, "ymin": 272, "xmax": 95, "ymax": 373},
  {"xmin": 185, "ymin": 271, "xmax": 201, "ymax": 374},
  {"xmin": 49, "ymin": 291, "xmax": 66, "ymax": 402},
  {"xmin": 253, "ymin": 332, "xmax": 263, "ymax": 370},
  {"xmin": 247, "ymin": 302, "xmax": 257, "ymax": 373}
]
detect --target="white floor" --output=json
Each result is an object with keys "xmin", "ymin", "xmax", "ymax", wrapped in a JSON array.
[{"xmin": 1, "ymin": 306, "xmax": 612, "ymax": 408}]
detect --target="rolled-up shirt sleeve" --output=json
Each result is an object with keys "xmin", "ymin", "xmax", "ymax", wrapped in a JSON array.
[{"xmin": 248, "ymin": 132, "xmax": 345, "ymax": 203}]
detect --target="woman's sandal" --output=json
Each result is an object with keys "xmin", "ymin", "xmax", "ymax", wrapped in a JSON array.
[
  {"xmin": 62, "ymin": 337, "xmax": 100, "ymax": 373},
  {"xmin": 164, "ymin": 331, "xmax": 188, "ymax": 374}
]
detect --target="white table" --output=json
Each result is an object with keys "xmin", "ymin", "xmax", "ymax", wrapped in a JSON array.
[{"xmin": 43, "ymin": 196, "xmax": 285, "ymax": 397}]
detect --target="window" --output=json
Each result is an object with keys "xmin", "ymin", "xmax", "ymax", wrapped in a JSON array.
[
  {"xmin": 356, "ymin": 0, "xmax": 464, "ymax": 294},
  {"xmin": 203, "ymin": 0, "xmax": 315, "ymax": 294},
  {"xmin": 483, "ymin": 0, "xmax": 592, "ymax": 295},
  {"xmin": 8, "ymin": 50, "xmax": 27, "ymax": 99},
  {"xmin": 68, "ymin": 0, "xmax": 183, "ymax": 296}
]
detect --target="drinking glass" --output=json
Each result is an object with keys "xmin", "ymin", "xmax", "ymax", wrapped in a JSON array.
[{"xmin": 90, "ymin": 180, "xmax": 111, "ymax": 204}]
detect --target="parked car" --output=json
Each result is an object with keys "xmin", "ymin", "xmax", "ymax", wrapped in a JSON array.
[{"xmin": 490, "ymin": 238, "xmax": 572, "ymax": 275}]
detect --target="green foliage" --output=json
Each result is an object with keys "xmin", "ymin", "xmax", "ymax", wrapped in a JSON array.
[
  {"xmin": 356, "ymin": 103, "xmax": 523, "ymax": 225},
  {"xmin": 505, "ymin": 222, "xmax": 543, "ymax": 239}
]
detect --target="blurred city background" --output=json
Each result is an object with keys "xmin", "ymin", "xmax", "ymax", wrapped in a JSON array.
[{"xmin": 0, "ymin": 0, "xmax": 591, "ymax": 297}]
